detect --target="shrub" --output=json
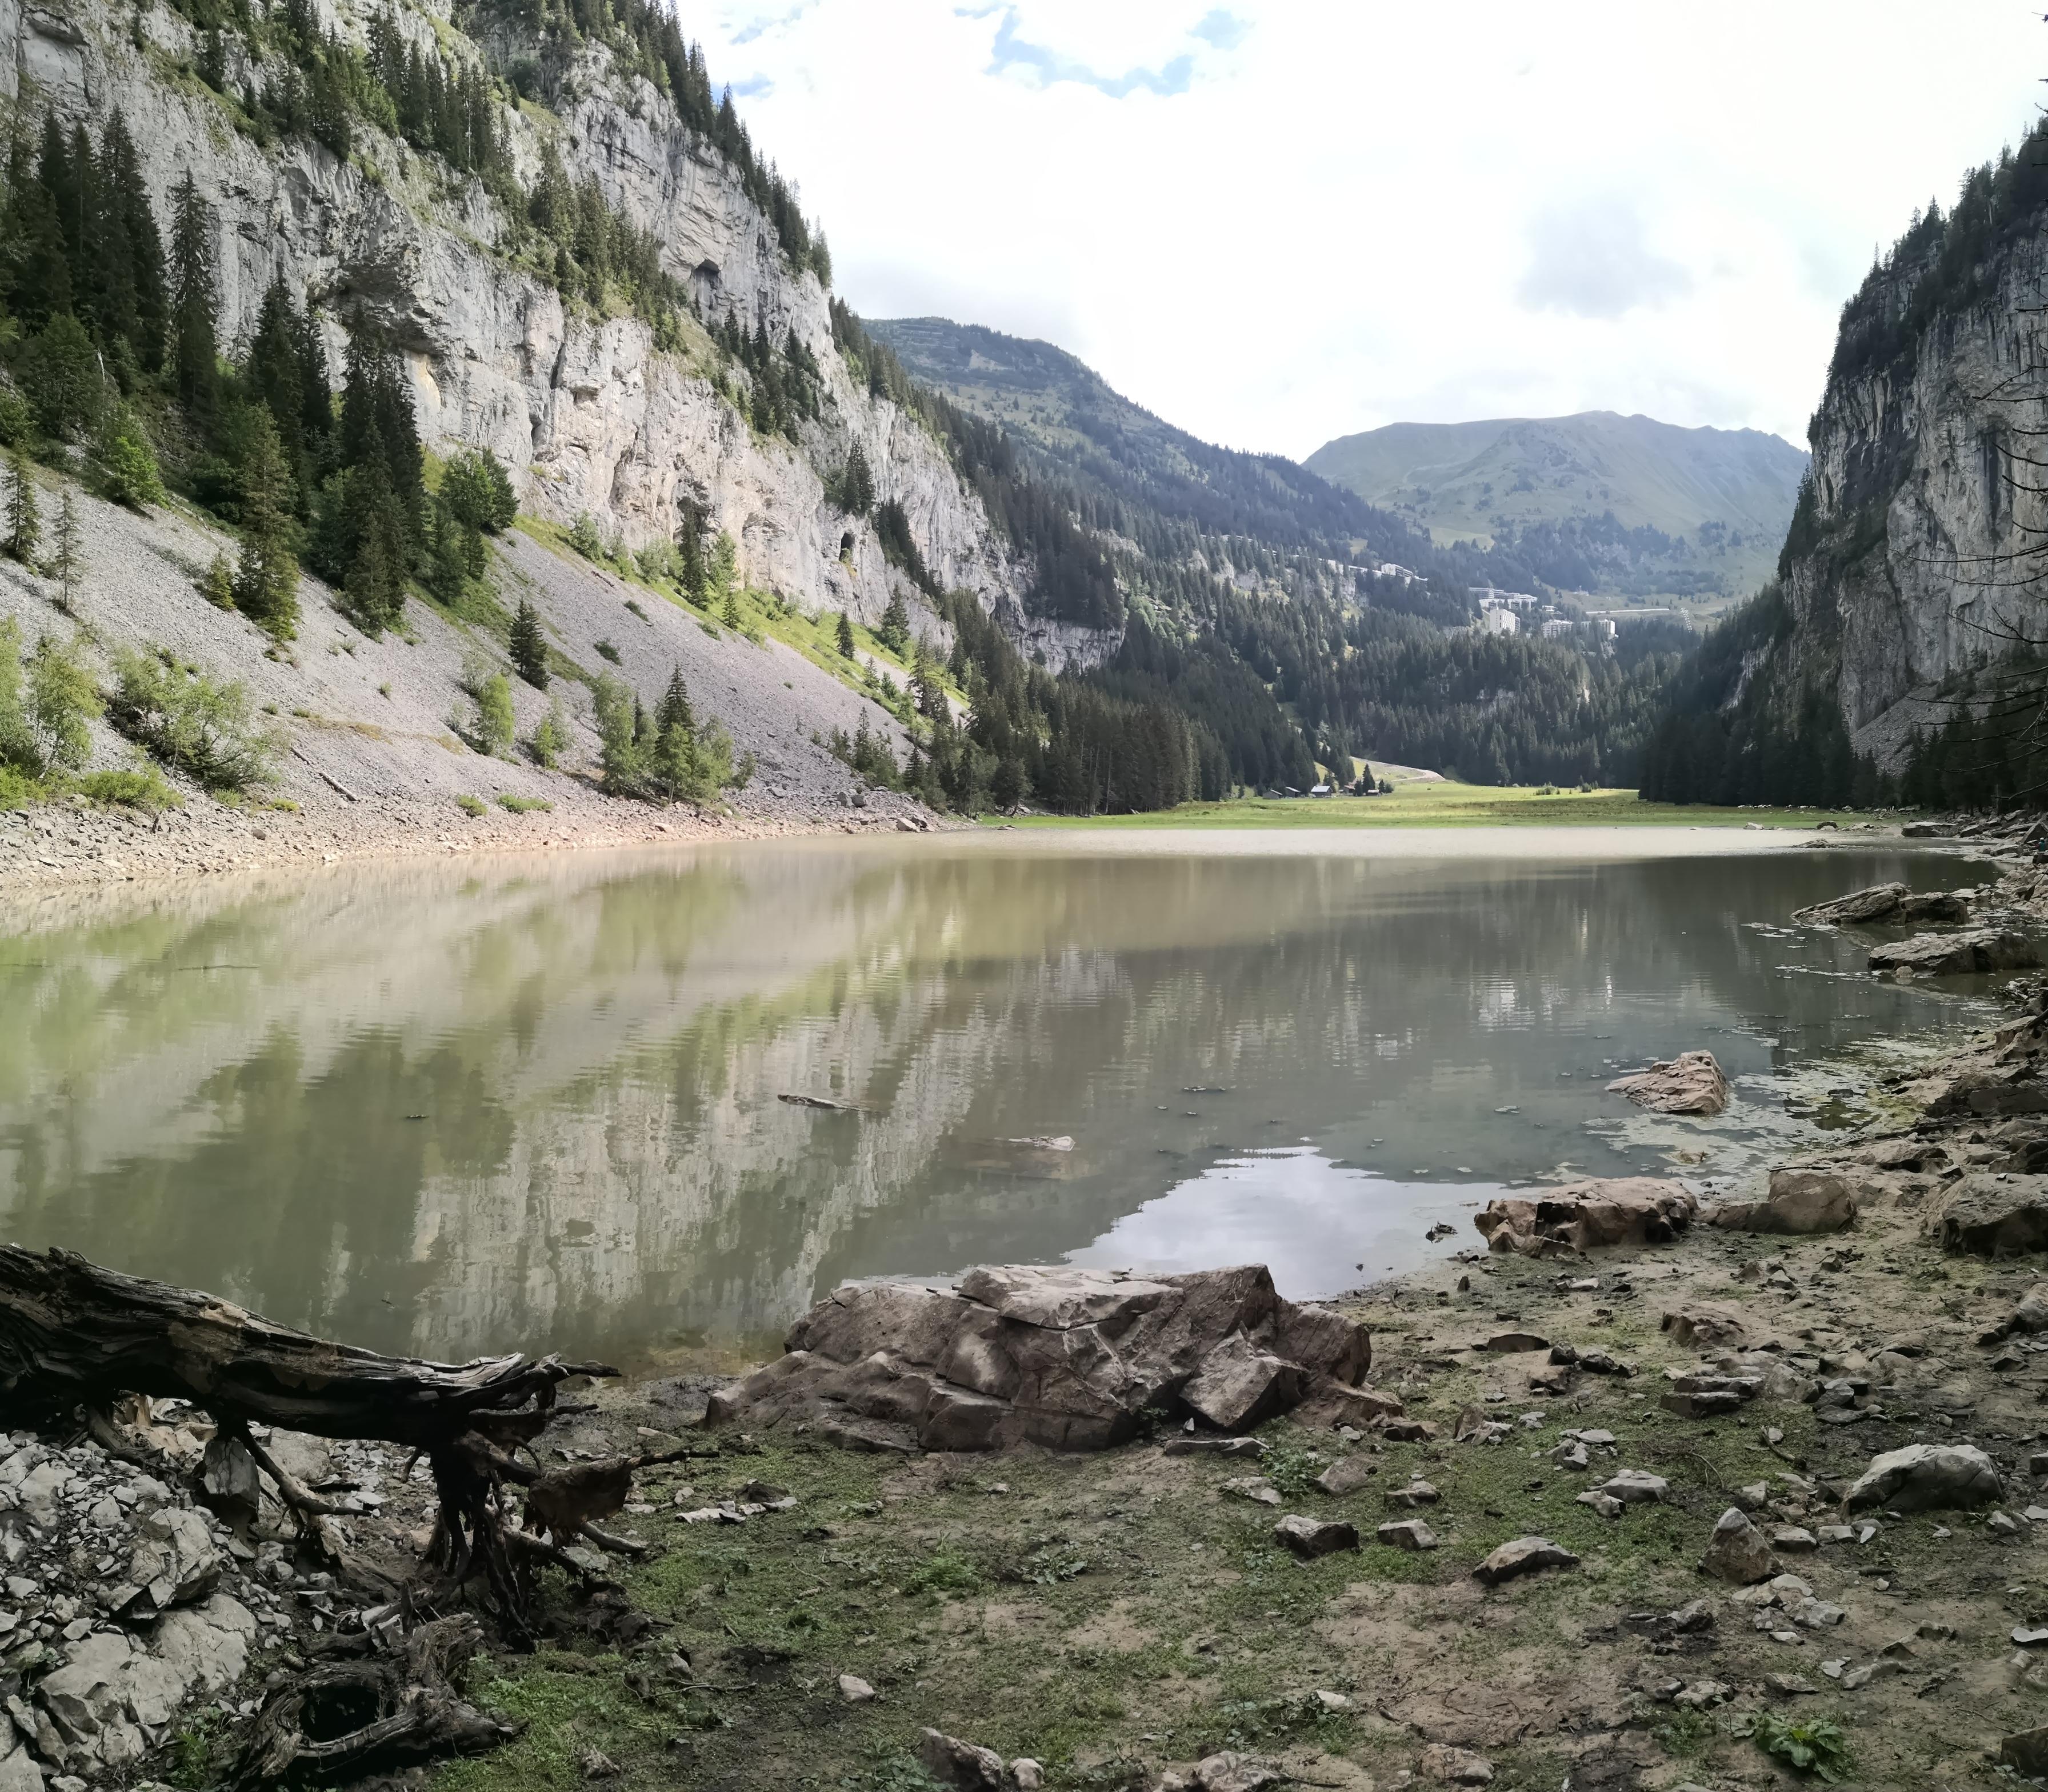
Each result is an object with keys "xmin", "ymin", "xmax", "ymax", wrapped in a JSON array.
[
  {"xmin": 566, "ymin": 513, "xmax": 603, "ymax": 559},
  {"xmin": 470, "ymin": 671, "xmax": 515, "ymax": 757},
  {"xmin": 199, "ymin": 553, "xmax": 235, "ymax": 609},
  {"xmin": 454, "ymin": 793, "xmax": 487, "ymax": 817},
  {"xmin": 441, "ymin": 449, "xmax": 518, "ymax": 534},
  {"xmin": 593, "ymin": 666, "xmax": 732, "ymax": 803},
  {"xmin": 497, "ymin": 793, "xmax": 551, "ymax": 813},
  {"xmin": 76, "ymin": 767, "xmax": 181, "ymax": 810},
  {"xmin": 0, "ymin": 387, "xmax": 31, "ymax": 449},
  {"xmin": 528, "ymin": 697, "xmax": 571, "ymax": 768},
  {"xmin": 106, "ymin": 648, "xmax": 283, "ymax": 792},
  {"xmin": 99, "ymin": 409, "xmax": 166, "ymax": 510},
  {"xmin": 1749, "ymin": 1712, "xmax": 1851, "ymax": 1783},
  {"xmin": 594, "ymin": 638, "xmax": 621, "ymax": 665},
  {"xmin": 21, "ymin": 631, "xmax": 102, "ymax": 772}
]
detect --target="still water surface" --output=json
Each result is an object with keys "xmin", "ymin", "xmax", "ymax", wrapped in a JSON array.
[{"xmin": 0, "ymin": 831, "xmax": 1978, "ymax": 1367}]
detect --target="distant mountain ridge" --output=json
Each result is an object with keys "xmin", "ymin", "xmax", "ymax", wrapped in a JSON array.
[{"xmin": 1306, "ymin": 413, "xmax": 1809, "ymax": 600}]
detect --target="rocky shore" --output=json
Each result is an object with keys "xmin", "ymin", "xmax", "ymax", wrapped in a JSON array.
[{"xmin": 13, "ymin": 842, "xmax": 2048, "ymax": 1792}]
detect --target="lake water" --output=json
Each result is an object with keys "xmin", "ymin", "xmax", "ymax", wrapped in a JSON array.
[{"xmin": 0, "ymin": 830, "xmax": 1982, "ymax": 1370}]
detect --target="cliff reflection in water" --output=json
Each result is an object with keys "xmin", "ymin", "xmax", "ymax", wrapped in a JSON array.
[{"xmin": 0, "ymin": 837, "xmax": 1964, "ymax": 1366}]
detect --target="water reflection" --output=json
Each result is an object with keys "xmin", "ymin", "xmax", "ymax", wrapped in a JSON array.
[{"xmin": 0, "ymin": 835, "xmax": 1974, "ymax": 1365}]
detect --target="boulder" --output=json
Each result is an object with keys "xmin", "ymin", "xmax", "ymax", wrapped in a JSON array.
[
  {"xmin": 1605, "ymin": 1051, "xmax": 1729, "ymax": 1115},
  {"xmin": 1, "ymin": 1715, "xmax": 44, "ymax": 1792},
  {"xmin": 707, "ymin": 1264, "xmax": 1371, "ymax": 1452},
  {"xmin": 1419, "ymin": 1745, "xmax": 1494, "ymax": 1786},
  {"xmin": 1927, "ymin": 1068, "xmax": 2048, "ymax": 1119},
  {"xmin": 1981, "ymin": 1287, "xmax": 2048, "ymax": 1345},
  {"xmin": 1699, "ymin": 1507, "xmax": 1777, "ymax": 1584},
  {"xmin": 1314, "ymin": 1456, "xmax": 1379, "ymax": 1497},
  {"xmin": 1931, "ymin": 1175, "xmax": 2048, "ymax": 1257},
  {"xmin": 917, "ymin": 1729, "xmax": 1006, "ymax": 1791},
  {"xmin": 1601, "ymin": 1470, "xmax": 1669, "ymax": 1504},
  {"xmin": 1793, "ymin": 882, "xmax": 1909, "ymax": 925},
  {"xmin": 1709, "ymin": 1168, "xmax": 1859, "ymax": 1235},
  {"xmin": 1843, "ymin": 1443, "xmax": 2002, "ymax": 1513},
  {"xmin": 1377, "ymin": 1519, "xmax": 1438, "ymax": 1551},
  {"xmin": 1473, "ymin": 1537, "xmax": 1578, "ymax": 1586},
  {"xmin": 1474, "ymin": 1178, "xmax": 1698, "ymax": 1258},
  {"xmin": 118, "ymin": 1509, "xmax": 223, "ymax": 1619},
  {"xmin": 1869, "ymin": 930, "xmax": 2040, "ymax": 977},
  {"xmin": 1274, "ymin": 1515, "xmax": 1359, "ymax": 1559},
  {"xmin": 1660, "ymin": 1305, "xmax": 1749, "ymax": 1350}
]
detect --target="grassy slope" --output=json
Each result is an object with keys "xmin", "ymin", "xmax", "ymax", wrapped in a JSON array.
[
  {"xmin": 1302, "ymin": 414, "xmax": 1807, "ymax": 548},
  {"xmin": 993, "ymin": 781, "xmax": 1869, "ymax": 830}
]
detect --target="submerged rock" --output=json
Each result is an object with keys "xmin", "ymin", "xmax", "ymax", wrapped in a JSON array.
[
  {"xmin": 1869, "ymin": 930, "xmax": 2039, "ymax": 977},
  {"xmin": 1794, "ymin": 883, "xmax": 1971, "ymax": 926},
  {"xmin": 1605, "ymin": 1051, "xmax": 1729, "ymax": 1115},
  {"xmin": 1473, "ymin": 1178, "xmax": 1698, "ymax": 1257},
  {"xmin": 706, "ymin": 1263, "xmax": 1373, "ymax": 1453}
]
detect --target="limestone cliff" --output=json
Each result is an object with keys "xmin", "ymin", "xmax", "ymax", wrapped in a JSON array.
[
  {"xmin": 0, "ymin": 0, "xmax": 1046, "ymax": 647},
  {"xmin": 1749, "ymin": 153, "xmax": 2048, "ymax": 768}
]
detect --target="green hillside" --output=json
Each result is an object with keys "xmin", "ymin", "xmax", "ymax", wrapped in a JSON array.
[{"xmin": 1306, "ymin": 413, "xmax": 1807, "ymax": 601}]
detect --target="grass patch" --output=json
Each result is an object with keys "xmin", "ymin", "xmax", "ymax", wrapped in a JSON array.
[
  {"xmin": 995, "ymin": 780, "xmax": 1882, "ymax": 830},
  {"xmin": 497, "ymin": 794, "xmax": 553, "ymax": 814},
  {"xmin": 455, "ymin": 794, "xmax": 487, "ymax": 817},
  {"xmin": 75, "ymin": 767, "xmax": 183, "ymax": 810}
]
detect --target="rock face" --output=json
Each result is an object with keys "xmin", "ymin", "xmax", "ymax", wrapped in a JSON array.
[
  {"xmin": 1931, "ymin": 1174, "xmax": 2048, "ymax": 1256},
  {"xmin": 1473, "ymin": 1179, "xmax": 1698, "ymax": 1257},
  {"xmin": 1843, "ymin": 1443, "xmax": 2002, "ymax": 1513},
  {"xmin": 1869, "ymin": 931, "xmax": 2041, "ymax": 977},
  {"xmin": 1709, "ymin": 1167, "xmax": 1859, "ymax": 1235},
  {"xmin": 1604, "ymin": 1051, "xmax": 1729, "ymax": 1115},
  {"xmin": 0, "ymin": 0, "xmax": 1077, "ymax": 660},
  {"xmin": 705, "ymin": 1265, "xmax": 1374, "ymax": 1453}
]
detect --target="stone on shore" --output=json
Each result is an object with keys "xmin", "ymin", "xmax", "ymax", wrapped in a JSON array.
[
  {"xmin": 1794, "ymin": 883, "xmax": 1971, "ymax": 927},
  {"xmin": 1473, "ymin": 1537, "xmax": 1578, "ymax": 1586},
  {"xmin": 1473, "ymin": 1178, "xmax": 1698, "ymax": 1257},
  {"xmin": 1843, "ymin": 1443, "xmax": 2002, "ymax": 1513},
  {"xmin": 706, "ymin": 1263, "xmax": 1372, "ymax": 1453},
  {"xmin": 1931, "ymin": 1175, "xmax": 2048, "ymax": 1257},
  {"xmin": 1605, "ymin": 1051, "xmax": 1729, "ymax": 1115},
  {"xmin": 1274, "ymin": 1515, "xmax": 1359, "ymax": 1559},
  {"xmin": 1419, "ymin": 1743, "xmax": 1495, "ymax": 1785},
  {"xmin": 1700, "ymin": 1507, "xmax": 1778, "ymax": 1583},
  {"xmin": 1869, "ymin": 930, "xmax": 2040, "ymax": 978},
  {"xmin": 1708, "ymin": 1167, "xmax": 1859, "ymax": 1235}
]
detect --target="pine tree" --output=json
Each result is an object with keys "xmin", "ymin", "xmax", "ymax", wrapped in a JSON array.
[
  {"xmin": 233, "ymin": 412, "xmax": 300, "ymax": 637},
  {"xmin": 878, "ymin": 587, "xmax": 910, "ymax": 655},
  {"xmin": 103, "ymin": 114, "xmax": 167, "ymax": 373},
  {"xmin": 721, "ymin": 583, "xmax": 741, "ymax": 628},
  {"xmin": 169, "ymin": 172, "xmax": 218, "ymax": 416},
  {"xmin": 4, "ymin": 452, "xmax": 41, "ymax": 566},
  {"xmin": 48, "ymin": 489, "xmax": 81, "ymax": 609},
  {"xmin": 836, "ymin": 609, "xmax": 856, "ymax": 658},
  {"xmin": 509, "ymin": 597, "xmax": 549, "ymax": 689}
]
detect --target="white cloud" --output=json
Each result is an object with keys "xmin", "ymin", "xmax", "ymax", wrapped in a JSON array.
[{"xmin": 709, "ymin": 1, "xmax": 2045, "ymax": 456}]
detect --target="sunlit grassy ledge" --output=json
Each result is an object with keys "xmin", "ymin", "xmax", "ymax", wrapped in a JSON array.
[{"xmin": 990, "ymin": 781, "xmax": 1884, "ymax": 830}]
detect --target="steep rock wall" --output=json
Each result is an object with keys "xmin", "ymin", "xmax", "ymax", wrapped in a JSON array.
[
  {"xmin": 0, "ymin": 0, "xmax": 1074, "ymax": 650},
  {"xmin": 1773, "ymin": 225, "xmax": 2048, "ymax": 766}
]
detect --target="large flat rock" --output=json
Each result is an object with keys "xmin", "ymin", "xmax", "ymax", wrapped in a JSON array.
[
  {"xmin": 707, "ymin": 1265, "xmax": 1373, "ymax": 1453},
  {"xmin": 1474, "ymin": 1178, "xmax": 1698, "ymax": 1257}
]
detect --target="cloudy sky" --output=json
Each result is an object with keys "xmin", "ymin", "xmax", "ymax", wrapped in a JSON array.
[{"xmin": 705, "ymin": 3, "xmax": 2045, "ymax": 459}]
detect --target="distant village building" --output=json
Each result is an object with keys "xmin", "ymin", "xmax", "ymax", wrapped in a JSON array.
[
  {"xmin": 1478, "ymin": 606, "xmax": 1519, "ymax": 636},
  {"xmin": 1469, "ymin": 586, "xmax": 1539, "ymax": 612}
]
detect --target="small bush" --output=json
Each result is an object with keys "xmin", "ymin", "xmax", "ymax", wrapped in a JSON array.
[
  {"xmin": 469, "ymin": 672, "xmax": 515, "ymax": 757},
  {"xmin": 497, "ymin": 793, "xmax": 551, "ymax": 813},
  {"xmin": 594, "ymin": 638, "xmax": 621, "ymax": 665},
  {"xmin": 0, "ymin": 387, "xmax": 32, "ymax": 448},
  {"xmin": 440, "ymin": 449, "xmax": 518, "ymax": 534},
  {"xmin": 1749, "ymin": 1712, "xmax": 1851, "ymax": 1782},
  {"xmin": 98, "ymin": 409, "xmax": 166, "ymax": 509},
  {"xmin": 199, "ymin": 553, "xmax": 235, "ymax": 609},
  {"xmin": 76, "ymin": 767, "xmax": 181, "ymax": 810},
  {"xmin": 566, "ymin": 513, "xmax": 603, "ymax": 559},
  {"xmin": 455, "ymin": 793, "xmax": 487, "ymax": 817},
  {"xmin": 528, "ymin": 697, "xmax": 571, "ymax": 769},
  {"xmin": 106, "ymin": 649, "xmax": 283, "ymax": 793}
]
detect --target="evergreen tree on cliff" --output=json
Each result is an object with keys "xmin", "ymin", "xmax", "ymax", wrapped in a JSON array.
[
  {"xmin": 169, "ymin": 173, "xmax": 218, "ymax": 417},
  {"xmin": 510, "ymin": 598, "xmax": 549, "ymax": 690}
]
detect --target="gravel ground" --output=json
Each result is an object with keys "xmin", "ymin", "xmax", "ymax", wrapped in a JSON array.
[{"xmin": 0, "ymin": 466, "xmax": 941, "ymax": 902}]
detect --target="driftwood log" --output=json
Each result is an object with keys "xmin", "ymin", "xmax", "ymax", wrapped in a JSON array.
[{"xmin": 0, "ymin": 1247, "xmax": 663, "ymax": 1639}]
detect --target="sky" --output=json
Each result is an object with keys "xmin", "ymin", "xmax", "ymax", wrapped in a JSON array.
[{"xmin": 703, "ymin": 2, "xmax": 2047, "ymax": 460}]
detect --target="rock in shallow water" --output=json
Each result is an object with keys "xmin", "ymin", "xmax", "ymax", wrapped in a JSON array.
[{"xmin": 1605, "ymin": 1050, "xmax": 1729, "ymax": 1115}]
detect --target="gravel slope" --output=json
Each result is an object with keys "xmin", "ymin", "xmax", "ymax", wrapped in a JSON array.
[{"xmin": 0, "ymin": 465, "xmax": 938, "ymax": 898}]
